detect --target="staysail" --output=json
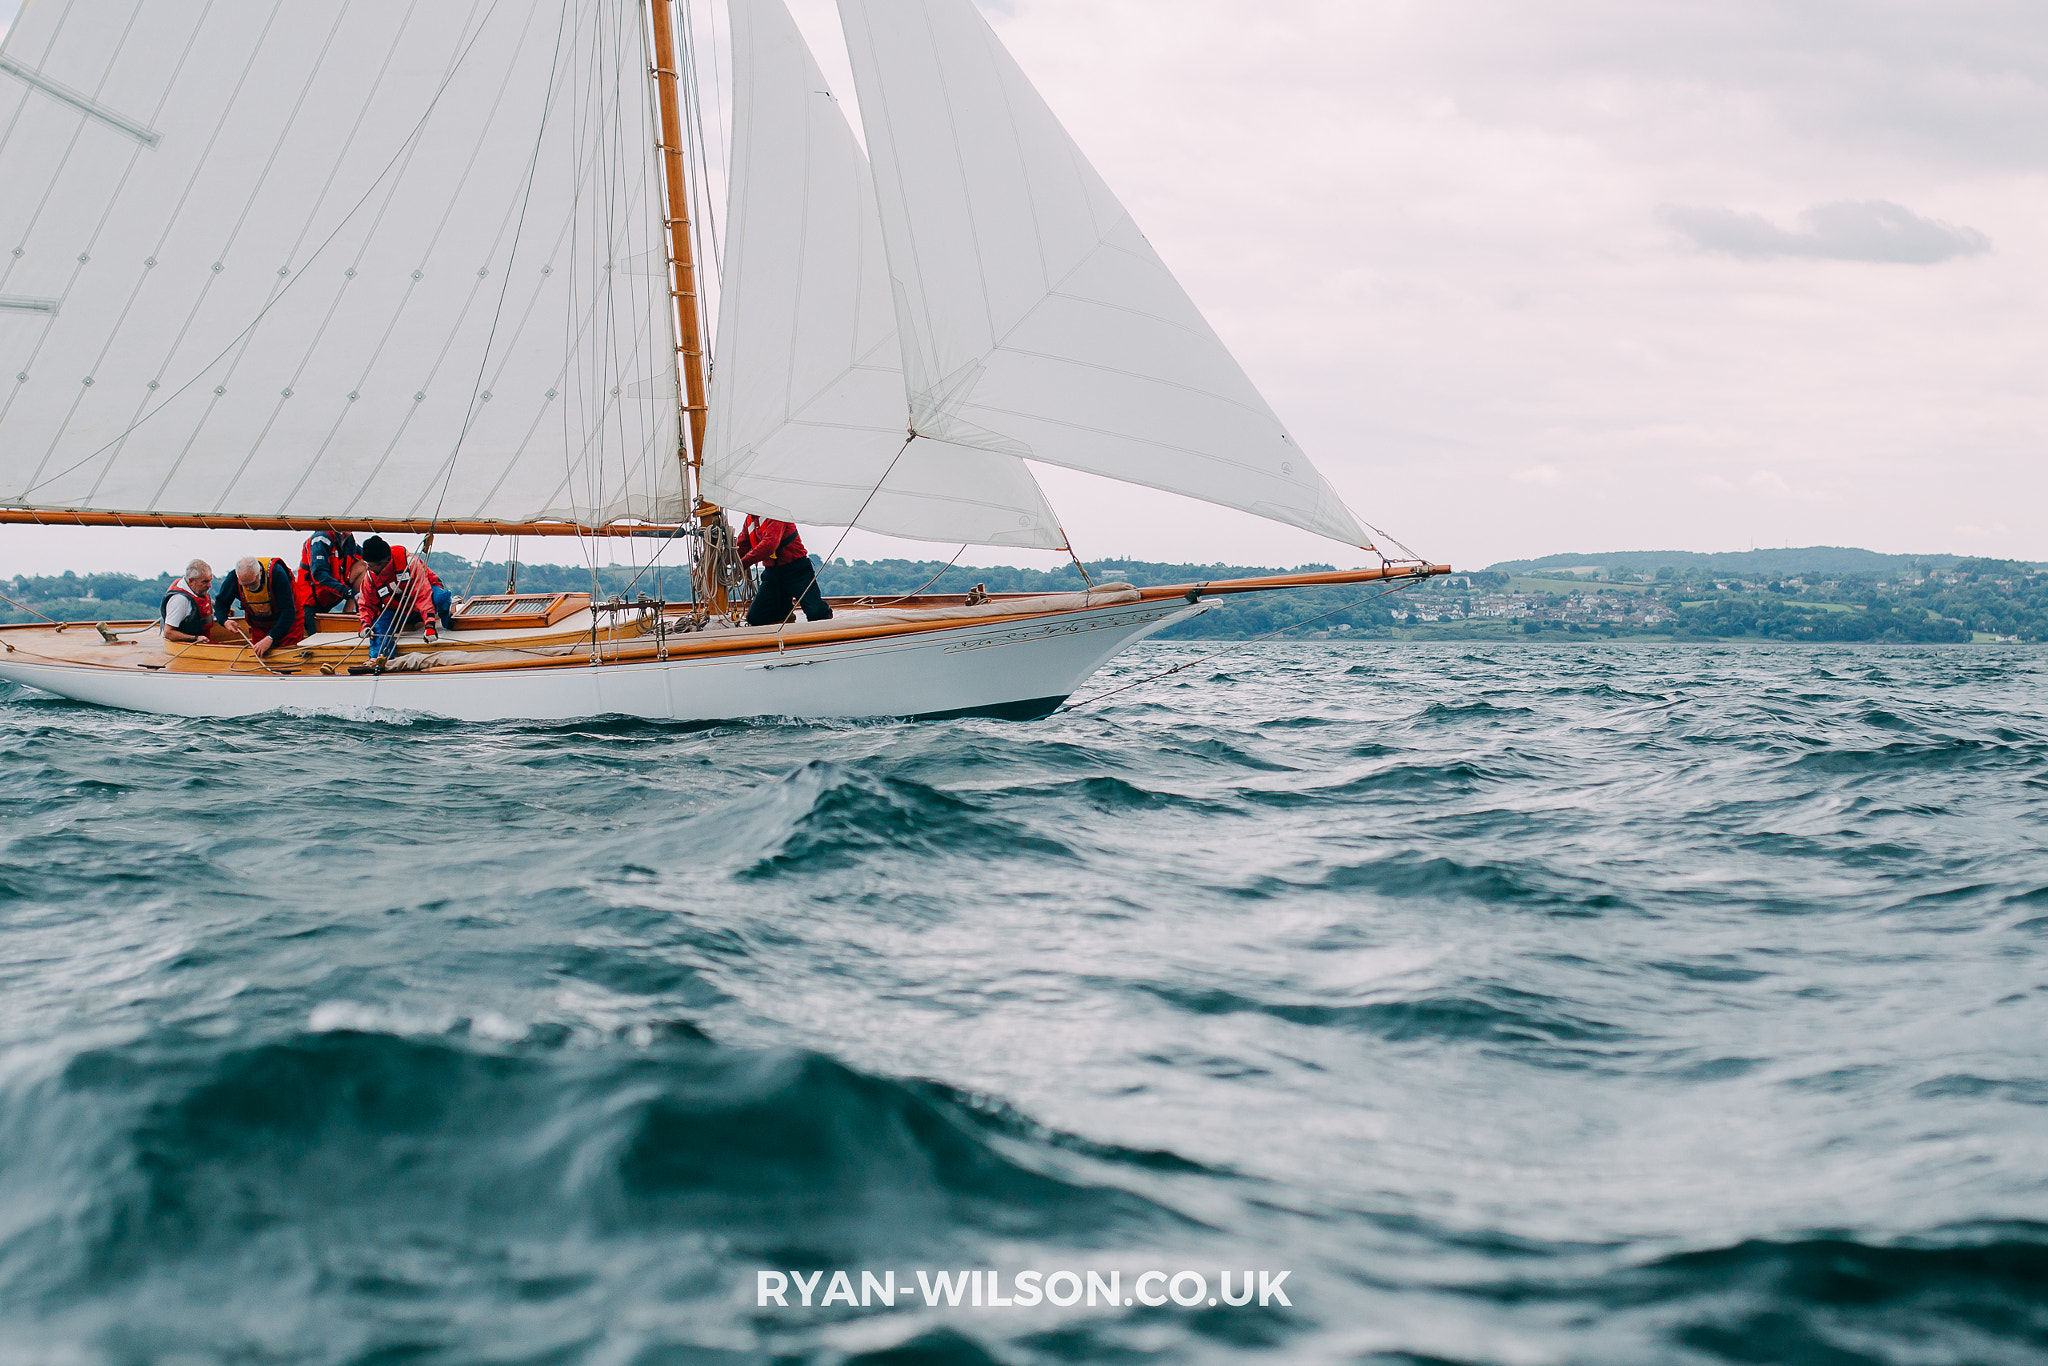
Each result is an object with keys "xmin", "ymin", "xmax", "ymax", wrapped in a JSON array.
[
  {"xmin": 836, "ymin": 0, "xmax": 1372, "ymax": 549},
  {"xmin": 701, "ymin": 0, "xmax": 1062, "ymax": 548},
  {"xmin": 0, "ymin": 0, "xmax": 683, "ymax": 530}
]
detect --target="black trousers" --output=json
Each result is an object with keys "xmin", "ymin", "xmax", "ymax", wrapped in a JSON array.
[{"xmin": 747, "ymin": 558, "xmax": 833, "ymax": 627}]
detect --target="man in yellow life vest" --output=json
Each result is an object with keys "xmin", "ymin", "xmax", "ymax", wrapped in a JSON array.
[{"xmin": 213, "ymin": 555, "xmax": 308, "ymax": 657}]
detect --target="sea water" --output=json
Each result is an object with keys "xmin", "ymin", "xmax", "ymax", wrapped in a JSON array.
[{"xmin": 0, "ymin": 642, "xmax": 2043, "ymax": 1365}]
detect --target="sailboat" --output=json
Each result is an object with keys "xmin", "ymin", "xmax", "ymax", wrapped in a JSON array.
[{"xmin": 0, "ymin": 0, "xmax": 1443, "ymax": 722}]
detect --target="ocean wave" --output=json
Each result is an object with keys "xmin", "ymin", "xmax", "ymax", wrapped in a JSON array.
[
  {"xmin": 1412, "ymin": 699, "xmax": 1535, "ymax": 723},
  {"xmin": 1138, "ymin": 981, "xmax": 1628, "ymax": 1052},
  {"xmin": 1237, "ymin": 851, "xmax": 1626, "ymax": 913},
  {"xmin": 1785, "ymin": 735, "xmax": 2037, "ymax": 775},
  {"xmin": 0, "ymin": 1027, "xmax": 1175, "ymax": 1312},
  {"xmin": 1005, "ymin": 775, "xmax": 1233, "ymax": 816},
  {"xmin": 659, "ymin": 761, "xmax": 1079, "ymax": 878},
  {"xmin": 1510, "ymin": 1228, "xmax": 2048, "ymax": 1363}
]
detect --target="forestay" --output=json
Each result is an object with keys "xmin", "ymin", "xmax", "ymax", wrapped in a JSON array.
[
  {"xmin": 836, "ymin": 0, "xmax": 1372, "ymax": 549},
  {"xmin": 701, "ymin": 0, "xmax": 1061, "ymax": 548},
  {"xmin": 0, "ymin": 0, "xmax": 683, "ymax": 530}
]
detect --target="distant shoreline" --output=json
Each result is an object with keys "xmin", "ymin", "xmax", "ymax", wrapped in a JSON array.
[{"xmin": 7, "ymin": 547, "xmax": 2042, "ymax": 644}]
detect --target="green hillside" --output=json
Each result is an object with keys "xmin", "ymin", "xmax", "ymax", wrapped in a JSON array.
[{"xmin": 1485, "ymin": 546, "xmax": 2043, "ymax": 578}]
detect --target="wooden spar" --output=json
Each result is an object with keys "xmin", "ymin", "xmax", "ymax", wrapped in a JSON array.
[
  {"xmin": 1133, "ymin": 564, "xmax": 1451, "ymax": 600},
  {"xmin": 0, "ymin": 509, "xmax": 680, "ymax": 537},
  {"xmin": 645, "ymin": 0, "xmax": 708, "ymax": 481},
  {"xmin": 820, "ymin": 564, "xmax": 1453, "ymax": 609},
  {"xmin": 645, "ymin": 0, "xmax": 737, "ymax": 616}
]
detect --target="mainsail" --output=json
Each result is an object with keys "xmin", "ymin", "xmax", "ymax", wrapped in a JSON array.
[
  {"xmin": 701, "ymin": 0, "xmax": 1063, "ymax": 548},
  {"xmin": 835, "ymin": 0, "xmax": 1372, "ymax": 549},
  {"xmin": 0, "ymin": 0, "xmax": 683, "ymax": 530}
]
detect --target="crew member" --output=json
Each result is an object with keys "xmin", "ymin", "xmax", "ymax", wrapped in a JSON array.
[
  {"xmin": 213, "ymin": 554, "xmax": 307, "ymax": 656},
  {"xmin": 299, "ymin": 529, "xmax": 364, "ymax": 636},
  {"xmin": 160, "ymin": 558, "xmax": 238, "ymax": 644},
  {"xmin": 358, "ymin": 535, "xmax": 455, "ymax": 662},
  {"xmin": 737, "ymin": 515, "xmax": 832, "ymax": 627}
]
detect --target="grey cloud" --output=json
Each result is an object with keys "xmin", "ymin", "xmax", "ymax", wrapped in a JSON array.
[
  {"xmin": 1659, "ymin": 200, "xmax": 1991, "ymax": 264},
  {"xmin": 1410, "ymin": 2, "xmax": 2048, "ymax": 171}
]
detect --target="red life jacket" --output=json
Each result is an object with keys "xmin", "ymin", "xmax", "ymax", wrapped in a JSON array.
[
  {"xmin": 160, "ymin": 577, "xmax": 212, "ymax": 636},
  {"xmin": 361, "ymin": 546, "xmax": 442, "ymax": 615},
  {"xmin": 742, "ymin": 516, "xmax": 806, "ymax": 567},
  {"xmin": 299, "ymin": 531, "xmax": 362, "ymax": 609}
]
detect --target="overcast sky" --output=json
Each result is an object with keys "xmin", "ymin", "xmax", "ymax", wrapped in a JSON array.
[{"xmin": 3, "ymin": 0, "xmax": 2041, "ymax": 579}]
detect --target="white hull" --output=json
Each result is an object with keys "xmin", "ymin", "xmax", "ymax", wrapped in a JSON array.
[{"xmin": 0, "ymin": 599, "xmax": 1206, "ymax": 722}]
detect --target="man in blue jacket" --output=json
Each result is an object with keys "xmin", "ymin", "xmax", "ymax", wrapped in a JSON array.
[{"xmin": 298, "ymin": 530, "xmax": 365, "ymax": 636}]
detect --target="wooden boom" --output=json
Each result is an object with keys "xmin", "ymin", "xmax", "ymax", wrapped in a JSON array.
[{"xmin": 0, "ymin": 509, "xmax": 678, "ymax": 537}]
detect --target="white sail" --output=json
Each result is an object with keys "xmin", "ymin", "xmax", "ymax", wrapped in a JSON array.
[
  {"xmin": 835, "ymin": 0, "xmax": 1371, "ymax": 548},
  {"xmin": 702, "ymin": 0, "xmax": 1062, "ymax": 548},
  {"xmin": 0, "ymin": 0, "xmax": 683, "ymax": 529}
]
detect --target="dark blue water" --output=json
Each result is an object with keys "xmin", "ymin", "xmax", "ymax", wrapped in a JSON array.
[{"xmin": 2, "ymin": 642, "xmax": 2045, "ymax": 1365}]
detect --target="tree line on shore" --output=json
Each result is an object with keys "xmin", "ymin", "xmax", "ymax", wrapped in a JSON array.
[{"xmin": 5, "ymin": 552, "xmax": 2043, "ymax": 642}]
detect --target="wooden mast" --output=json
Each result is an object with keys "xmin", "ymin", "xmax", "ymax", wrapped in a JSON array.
[
  {"xmin": 647, "ymin": 0, "xmax": 707, "ymax": 473},
  {"xmin": 646, "ymin": 0, "xmax": 736, "ymax": 615}
]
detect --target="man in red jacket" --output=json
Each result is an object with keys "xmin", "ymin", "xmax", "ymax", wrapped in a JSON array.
[
  {"xmin": 358, "ymin": 536, "xmax": 455, "ymax": 662},
  {"xmin": 737, "ymin": 515, "xmax": 833, "ymax": 627}
]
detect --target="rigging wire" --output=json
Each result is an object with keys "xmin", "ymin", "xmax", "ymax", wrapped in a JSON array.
[
  {"xmin": 1058, "ymin": 574, "xmax": 1433, "ymax": 713},
  {"xmin": 871, "ymin": 544, "xmax": 969, "ymax": 605},
  {"xmin": 770, "ymin": 434, "xmax": 918, "ymax": 637},
  {"xmin": 425, "ymin": 0, "xmax": 574, "ymax": 539},
  {"xmin": 0, "ymin": 590, "xmax": 62, "ymax": 626},
  {"xmin": 1359, "ymin": 516, "xmax": 1424, "ymax": 566},
  {"xmin": 675, "ymin": 0, "xmax": 723, "ymax": 285},
  {"xmin": 458, "ymin": 534, "xmax": 497, "ymax": 601}
]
